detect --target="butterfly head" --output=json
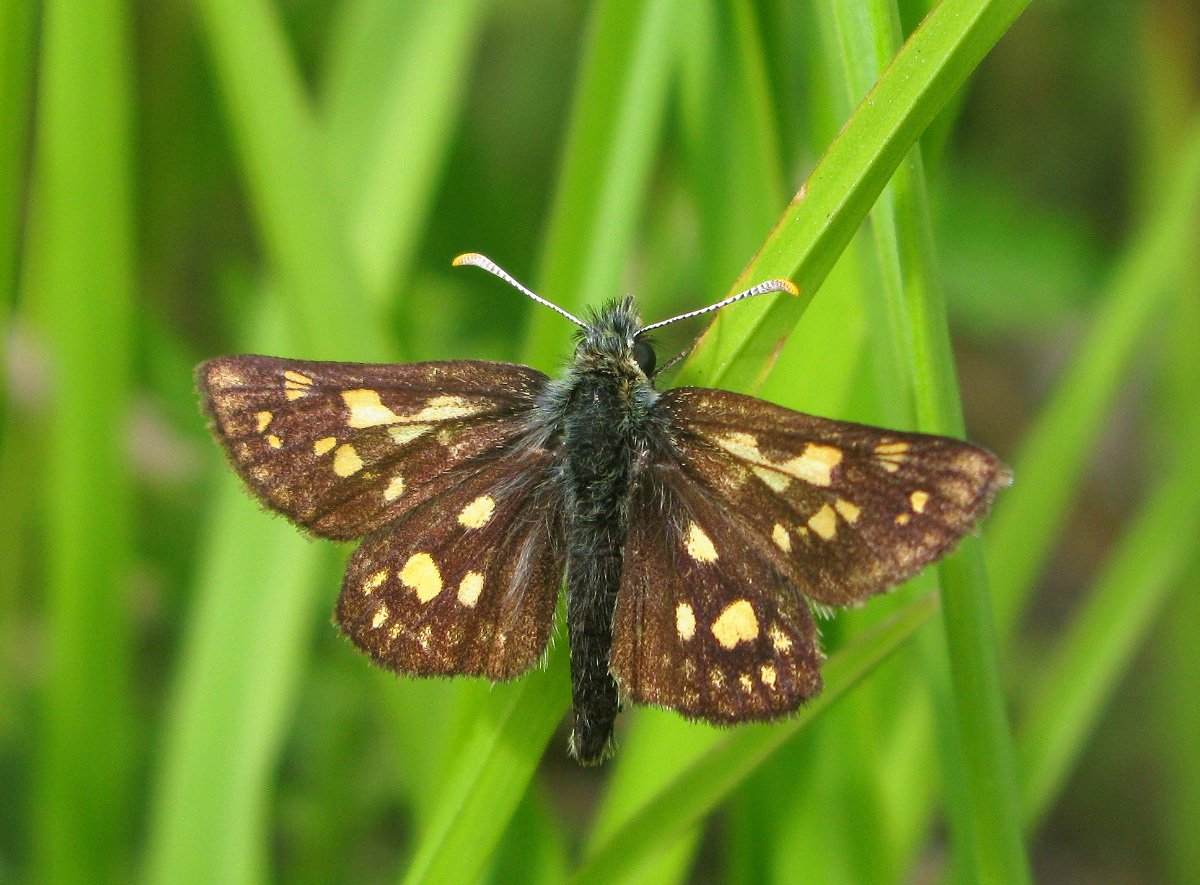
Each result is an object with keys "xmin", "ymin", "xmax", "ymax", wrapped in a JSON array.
[{"xmin": 575, "ymin": 296, "xmax": 657, "ymax": 378}]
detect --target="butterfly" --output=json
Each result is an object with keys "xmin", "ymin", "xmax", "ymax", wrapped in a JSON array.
[{"xmin": 198, "ymin": 253, "xmax": 1011, "ymax": 765}]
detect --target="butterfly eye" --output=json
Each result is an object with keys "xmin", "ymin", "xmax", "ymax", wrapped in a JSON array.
[{"xmin": 633, "ymin": 339, "xmax": 656, "ymax": 375}]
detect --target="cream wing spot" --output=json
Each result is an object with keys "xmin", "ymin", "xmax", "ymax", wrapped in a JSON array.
[
  {"xmin": 752, "ymin": 466, "xmax": 791, "ymax": 492},
  {"xmin": 711, "ymin": 599, "xmax": 759, "ymax": 649},
  {"xmin": 255, "ymin": 411, "xmax": 272, "ymax": 432},
  {"xmin": 686, "ymin": 523, "xmax": 719, "ymax": 562},
  {"xmin": 332, "ymin": 444, "xmax": 364, "ymax": 477},
  {"xmin": 383, "ymin": 475, "xmax": 405, "ymax": 502},
  {"xmin": 739, "ymin": 674, "xmax": 754, "ymax": 693},
  {"xmin": 760, "ymin": 665, "xmax": 778, "ymax": 688},
  {"xmin": 458, "ymin": 495, "xmax": 496, "ymax": 529},
  {"xmin": 283, "ymin": 370, "xmax": 313, "ymax": 400},
  {"xmin": 779, "ymin": 444, "xmax": 842, "ymax": 486},
  {"xmin": 835, "ymin": 498, "xmax": 861, "ymax": 524},
  {"xmin": 343, "ymin": 389, "xmax": 401, "ymax": 428},
  {"xmin": 769, "ymin": 624, "xmax": 793, "ymax": 653},
  {"xmin": 807, "ymin": 504, "xmax": 838, "ymax": 540},
  {"xmin": 363, "ymin": 570, "xmax": 388, "ymax": 595},
  {"xmin": 895, "ymin": 512, "xmax": 912, "ymax": 526},
  {"xmin": 371, "ymin": 605, "xmax": 390, "ymax": 629},
  {"xmin": 457, "ymin": 572, "xmax": 484, "ymax": 607},
  {"xmin": 772, "ymin": 523, "xmax": 792, "ymax": 552},
  {"xmin": 910, "ymin": 490, "xmax": 930, "ymax": 513},
  {"xmin": 266, "ymin": 434, "xmax": 282, "ymax": 449},
  {"xmin": 410, "ymin": 395, "xmax": 480, "ymax": 422},
  {"xmin": 400, "ymin": 552, "xmax": 443, "ymax": 603},
  {"xmin": 675, "ymin": 603, "xmax": 696, "ymax": 641},
  {"xmin": 313, "ymin": 436, "xmax": 337, "ymax": 456},
  {"xmin": 389, "ymin": 424, "xmax": 432, "ymax": 446}
]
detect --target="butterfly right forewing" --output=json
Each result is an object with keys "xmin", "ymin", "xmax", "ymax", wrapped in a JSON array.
[{"xmin": 660, "ymin": 387, "xmax": 1011, "ymax": 608}]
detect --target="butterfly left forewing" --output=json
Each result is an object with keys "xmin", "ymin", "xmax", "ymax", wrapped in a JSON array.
[
  {"xmin": 611, "ymin": 462, "xmax": 824, "ymax": 722},
  {"xmin": 199, "ymin": 355, "xmax": 549, "ymax": 539},
  {"xmin": 659, "ymin": 387, "xmax": 1011, "ymax": 608}
]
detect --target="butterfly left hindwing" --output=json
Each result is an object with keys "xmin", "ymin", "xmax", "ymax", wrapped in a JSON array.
[{"xmin": 337, "ymin": 447, "xmax": 565, "ymax": 681}]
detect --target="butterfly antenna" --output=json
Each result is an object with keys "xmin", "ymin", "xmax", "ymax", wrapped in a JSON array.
[
  {"xmin": 453, "ymin": 252, "xmax": 587, "ymax": 328},
  {"xmin": 639, "ymin": 278, "xmax": 799, "ymax": 335}
]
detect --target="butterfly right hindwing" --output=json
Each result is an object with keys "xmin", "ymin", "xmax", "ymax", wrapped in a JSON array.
[
  {"xmin": 337, "ymin": 445, "xmax": 565, "ymax": 681},
  {"xmin": 611, "ymin": 461, "xmax": 824, "ymax": 722}
]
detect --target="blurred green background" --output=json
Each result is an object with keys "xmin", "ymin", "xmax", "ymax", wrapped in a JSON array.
[{"xmin": 4, "ymin": 0, "xmax": 1200, "ymax": 882}]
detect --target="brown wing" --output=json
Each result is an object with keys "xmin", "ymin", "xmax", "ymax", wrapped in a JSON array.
[
  {"xmin": 336, "ymin": 445, "xmax": 565, "ymax": 681},
  {"xmin": 657, "ymin": 387, "xmax": 1011, "ymax": 607},
  {"xmin": 611, "ymin": 462, "xmax": 823, "ymax": 722},
  {"xmin": 198, "ymin": 355, "xmax": 549, "ymax": 540}
]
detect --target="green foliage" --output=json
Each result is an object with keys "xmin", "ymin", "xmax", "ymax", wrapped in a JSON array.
[{"xmin": 3, "ymin": 1, "xmax": 1198, "ymax": 882}]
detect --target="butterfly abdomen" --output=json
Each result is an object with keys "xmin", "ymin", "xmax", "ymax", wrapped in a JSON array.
[{"xmin": 560, "ymin": 371, "xmax": 643, "ymax": 765}]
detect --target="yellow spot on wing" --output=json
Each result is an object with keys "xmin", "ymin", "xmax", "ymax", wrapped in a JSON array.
[
  {"xmin": 779, "ymin": 444, "xmax": 842, "ymax": 486},
  {"xmin": 410, "ymin": 395, "xmax": 479, "ymax": 422},
  {"xmin": 313, "ymin": 436, "xmax": 336, "ymax": 456},
  {"xmin": 255, "ymin": 411, "xmax": 272, "ymax": 432},
  {"xmin": 364, "ymin": 571, "xmax": 387, "ymax": 594},
  {"xmin": 685, "ymin": 523, "xmax": 719, "ymax": 562},
  {"xmin": 389, "ymin": 424, "xmax": 432, "ymax": 445},
  {"xmin": 333, "ymin": 444, "xmax": 364, "ymax": 477},
  {"xmin": 835, "ymin": 498, "xmax": 861, "ymax": 524},
  {"xmin": 772, "ymin": 523, "xmax": 791, "ymax": 552},
  {"xmin": 760, "ymin": 665, "xmax": 777, "ymax": 688},
  {"xmin": 895, "ymin": 512, "xmax": 911, "ymax": 526},
  {"xmin": 807, "ymin": 504, "xmax": 838, "ymax": 540},
  {"xmin": 676, "ymin": 603, "xmax": 696, "ymax": 640},
  {"xmin": 910, "ymin": 490, "xmax": 930, "ymax": 513},
  {"xmin": 715, "ymin": 431, "xmax": 761, "ymax": 461},
  {"xmin": 711, "ymin": 599, "xmax": 759, "ymax": 648},
  {"xmin": 401, "ymin": 552, "xmax": 442, "ymax": 602},
  {"xmin": 458, "ymin": 572, "xmax": 484, "ymax": 607},
  {"xmin": 769, "ymin": 625, "xmax": 793, "ymax": 652},
  {"xmin": 384, "ymin": 475, "xmax": 405, "ymax": 502},
  {"xmin": 752, "ymin": 466, "xmax": 791, "ymax": 492},
  {"xmin": 266, "ymin": 434, "xmax": 282, "ymax": 449},
  {"xmin": 739, "ymin": 674, "xmax": 754, "ymax": 693},
  {"xmin": 283, "ymin": 370, "xmax": 314, "ymax": 400},
  {"xmin": 875, "ymin": 440, "xmax": 909, "ymax": 455},
  {"xmin": 458, "ymin": 495, "xmax": 496, "ymax": 529},
  {"xmin": 371, "ymin": 606, "xmax": 389, "ymax": 629},
  {"xmin": 343, "ymin": 389, "xmax": 401, "ymax": 428}
]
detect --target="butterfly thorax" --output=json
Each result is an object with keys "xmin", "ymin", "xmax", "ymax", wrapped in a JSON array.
[{"xmin": 536, "ymin": 298, "xmax": 664, "ymax": 764}]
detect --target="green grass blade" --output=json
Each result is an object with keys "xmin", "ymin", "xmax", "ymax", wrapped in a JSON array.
[
  {"xmin": 400, "ymin": 649, "xmax": 570, "ymax": 885},
  {"xmin": 190, "ymin": 0, "xmax": 383, "ymax": 361},
  {"xmin": 145, "ymin": 467, "xmax": 325, "ymax": 884},
  {"xmin": 581, "ymin": 4, "xmax": 788, "ymax": 879},
  {"xmin": 405, "ymin": 3, "xmax": 683, "ymax": 878},
  {"xmin": 572, "ymin": 594, "xmax": 938, "ymax": 885},
  {"xmin": 0, "ymin": 0, "xmax": 36, "ymax": 319},
  {"xmin": 676, "ymin": 0, "xmax": 1032, "ymax": 394},
  {"xmin": 1017, "ymin": 405, "xmax": 1200, "ymax": 827},
  {"xmin": 986, "ymin": 116, "xmax": 1200, "ymax": 644},
  {"xmin": 24, "ymin": 2, "xmax": 137, "ymax": 880},
  {"xmin": 322, "ymin": 0, "xmax": 487, "ymax": 307},
  {"xmin": 522, "ymin": 0, "xmax": 684, "ymax": 365}
]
